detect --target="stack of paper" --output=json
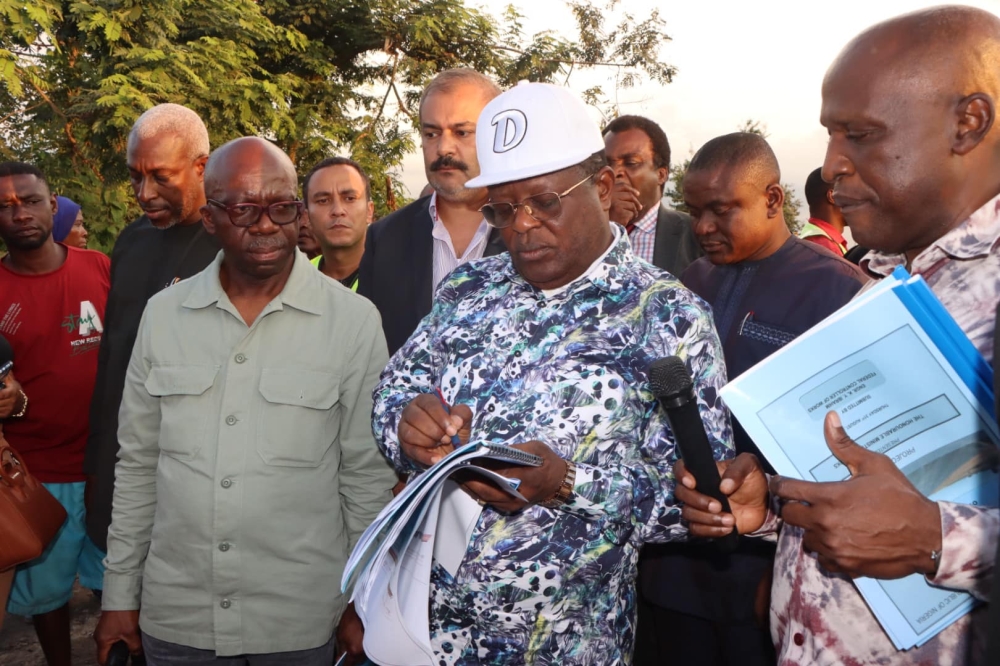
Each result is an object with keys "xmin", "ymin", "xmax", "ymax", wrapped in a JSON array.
[
  {"xmin": 341, "ymin": 442, "xmax": 541, "ymax": 666},
  {"xmin": 721, "ymin": 267, "xmax": 998, "ymax": 650}
]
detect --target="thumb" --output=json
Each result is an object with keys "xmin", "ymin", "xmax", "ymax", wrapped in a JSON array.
[{"xmin": 824, "ymin": 411, "xmax": 869, "ymax": 476}]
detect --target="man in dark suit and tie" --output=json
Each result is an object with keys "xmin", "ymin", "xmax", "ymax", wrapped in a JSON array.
[
  {"xmin": 359, "ymin": 69, "xmax": 507, "ymax": 355},
  {"xmin": 603, "ymin": 115, "xmax": 702, "ymax": 278}
]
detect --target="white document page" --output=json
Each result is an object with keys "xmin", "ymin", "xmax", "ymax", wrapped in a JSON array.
[{"xmin": 721, "ymin": 286, "xmax": 999, "ymax": 649}]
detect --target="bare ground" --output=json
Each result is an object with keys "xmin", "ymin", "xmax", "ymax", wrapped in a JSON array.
[{"xmin": 1, "ymin": 583, "xmax": 101, "ymax": 666}]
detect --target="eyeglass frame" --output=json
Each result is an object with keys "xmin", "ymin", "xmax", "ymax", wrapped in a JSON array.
[
  {"xmin": 479, "ymin": 172, "xmax": 595, "ymax": 229},
  {"xmin": 206, "ymin": 198, "xmax": 305, "ymax": 228}
]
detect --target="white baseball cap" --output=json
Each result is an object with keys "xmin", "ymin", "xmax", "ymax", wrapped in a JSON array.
[{"xmin": 465, "ymin": 81, "xmax": 605, "ymax": 188}]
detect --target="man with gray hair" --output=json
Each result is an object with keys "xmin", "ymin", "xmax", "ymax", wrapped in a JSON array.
[
  {"xmin": 359, "ymin": 68, "xmax": 508, "ymax": 355},
  {"xmin": 84, "ymin": 103, "xmax": 221, "ymax": 553}
]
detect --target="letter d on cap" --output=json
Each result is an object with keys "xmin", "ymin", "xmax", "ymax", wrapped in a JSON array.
[{"xmin": 491, "ymin": 110, "xmax": 528, "ymax": 153}]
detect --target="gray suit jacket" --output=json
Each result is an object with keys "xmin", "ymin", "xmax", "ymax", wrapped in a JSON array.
[{"xmin": 652, "ymin": 205, "xmax": 702, "ymax": 278}]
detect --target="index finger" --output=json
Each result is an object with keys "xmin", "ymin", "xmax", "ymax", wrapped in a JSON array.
[{"xmin": 769, "ymin": 475, "xmax": 838, "ymax": 505}]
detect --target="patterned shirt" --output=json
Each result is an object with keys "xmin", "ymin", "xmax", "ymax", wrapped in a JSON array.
[
  {"xmin": 373, "ymin": 226, "xmax": 733, "ymax": 665},
  {"xmin": 429, "ymin": 191, "xmax": 491, "ymax": 289},
  {"xmin": 627, "ymin": 203, "xmax": 659, "ymax": 264},
  {"xmin": 768, "ymin": 194, "xmax": 1000, "ymax": 665}
]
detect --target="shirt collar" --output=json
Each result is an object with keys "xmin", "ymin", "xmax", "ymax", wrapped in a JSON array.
[
  {"xmin": 498, "ymin": 223, "xmax": 635, "ymax": 295},
  {"xmin": 182, "ymin": 249, "xmax": 324, "ymax": 316},
  {"xmin": 633, "ymin": 204, "xmax": 659, "ymax": 234},
  {"xmin": 807, "ymin": 217, "xmax": 848, "ymax": 248},
  {"xmin": 864, "ymin": 194, "xmax": 1000, "ymax": 277},
  {"xmin": 429, "ymin": 190, "xmax": 489, "ymax": 246}
]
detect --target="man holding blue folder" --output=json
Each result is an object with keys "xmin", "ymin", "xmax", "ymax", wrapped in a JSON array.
[
  {"xmin": 677, "ymin": 6, "xmax": 1000, "ymax": 665},
  {"xmin": 372, "ymin": 81, "xmax": 733, "ymax": 665}
]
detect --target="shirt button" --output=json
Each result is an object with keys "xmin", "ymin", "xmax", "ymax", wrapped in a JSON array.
[
  {"xmin": 221, "ymin": 478, "xmax": 233, "ymax": 489},
  {"xmin": 220, "ymin": 598, "xmax": 231, "ymax": 609},
  {"xmin": 793, "ymin": 633, "xmax": 805, "ymax": 646},
  {"xmin": 225, "ymin": 415, "xmax": 237, "ymax": 426},
  {"xmin": 235, "ymin": 353, "xmax": 247, "ymax": 364},
  {"xmin": 488, "ymin": 404, "xmax": 496, "ymax": 413},
  {"xmin": 219, "ymin": 542, "xmax": 231, "ymax": 552},
  {"xmin": 514, "ymin": 350, "xmax": 522, "ymax": 358}
]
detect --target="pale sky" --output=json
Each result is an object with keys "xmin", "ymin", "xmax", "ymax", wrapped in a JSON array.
[{"xmin": 396, "ymin": 0, "xmax": 1000, "ymax": 225}]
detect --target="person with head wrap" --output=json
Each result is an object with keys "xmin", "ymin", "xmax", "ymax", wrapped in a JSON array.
[{"xmin": 52, "ymin": 196, "xmax": 88, "ymax": 249}]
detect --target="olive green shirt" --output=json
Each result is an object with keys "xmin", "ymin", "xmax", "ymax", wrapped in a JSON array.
[{"xmin": 102, "ymin": 249, "xmax": 395, "ymax": 655}]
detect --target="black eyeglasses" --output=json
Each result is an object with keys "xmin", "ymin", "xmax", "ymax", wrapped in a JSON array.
[
  {"xmin": 479, "ymin": 173, "xmax": 594, "ymax": 229},
  {"xmin": 207, "ymin": 199, "xmax": 305, "ymax": 228}
]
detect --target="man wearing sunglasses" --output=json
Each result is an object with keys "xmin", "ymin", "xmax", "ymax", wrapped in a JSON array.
[
  {"xmin": 372, "ymin": 82, "xmax": 732, "ymax": 665},
  {"xmin": 94, "ymin": 137, "xmax": 397, "ymax": 666}
]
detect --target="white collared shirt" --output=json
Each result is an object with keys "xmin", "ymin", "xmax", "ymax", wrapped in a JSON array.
[{"xmin": 429, "ymin": 191, "xmax": 491, "ymax": 289}]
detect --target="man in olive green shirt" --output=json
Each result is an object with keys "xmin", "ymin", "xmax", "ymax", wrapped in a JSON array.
[{"xmin": 94, "ymin": 137, "xmax": 395, "ymax": 666}]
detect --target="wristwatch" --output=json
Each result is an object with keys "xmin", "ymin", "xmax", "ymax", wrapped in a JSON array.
[{"xmin": 539, "ymin": 460, "xmax": 577, "ymax": 509}]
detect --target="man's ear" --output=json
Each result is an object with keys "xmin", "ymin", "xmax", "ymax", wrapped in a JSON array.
[
  {"xmin": 656, "ymin": 164, "xmax": 669, "ymax": 188},
  {"xmin": 194, "ymin": 155, "xmax": 209, "ymax": 181},
  {"xmin": 200, "ymin": 205, "xmax": 217, "ymax": 236},
  {"xmin": 766, "ymin": 183, "xmax": 785, "ymax": 218},
  {"xmin": 595, "ymin": 166, "xmax": 615, "ymax": 213},
  {"xmin": 826, "ymin": 189, "xmax": 836, "ymax": 206},
  {"xmin": 366, "ymin": 200, "xmax": 375, "ymax": 224},
  {"xmin": 953, "ymin": 93, "xmax": 995, "ymax": 156}
]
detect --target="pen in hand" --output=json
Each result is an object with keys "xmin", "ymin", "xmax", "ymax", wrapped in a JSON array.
[{"xmin": 434, "ymin": 387, "xmax": 462, "ymax": 446}]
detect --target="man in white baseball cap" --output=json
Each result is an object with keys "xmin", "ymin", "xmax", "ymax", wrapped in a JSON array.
[{"xmin": 372, "ymin": 81, "xmax": 733, "ymax": 664}]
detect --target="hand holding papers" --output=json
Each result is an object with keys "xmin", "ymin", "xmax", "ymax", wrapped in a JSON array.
[
  {"xmin": 342, "ymin": 437, "xmax": 544, "ymax": 666},
  {"xmin": 719, "ymin": 268, "xmax": 998, "ymax": 649}
]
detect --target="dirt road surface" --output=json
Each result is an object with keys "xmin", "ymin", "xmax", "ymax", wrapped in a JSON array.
[{"xmin": 1, "ymin": 583, "xmax": 101, "ymax": 666}]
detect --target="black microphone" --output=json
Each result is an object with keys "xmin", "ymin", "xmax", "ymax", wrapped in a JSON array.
[
  {"xmin": 650, "ymin": 356, "xmax": 739, "ymax": 552},
  {"xmin": 0, "ymin": 333, "xmax": 12, "ymax": 388},
  {"xmin": 107, "ymin": 640, "xmax": 146, "ymax": 666}
]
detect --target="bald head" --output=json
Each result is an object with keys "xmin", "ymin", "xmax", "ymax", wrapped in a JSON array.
[
  {"xmin": 820, "ymin": 5, "xmax": 1000, "ymax": 258},
  {"xmin": 200, "ymin": 137, "xmax": 302, "ymax": 283},
  {"xmin": 688, "ymin": 132, "xmax": 780, "ymax": 190},
  {"xmin": 204, "ymin": 137, "xmax": 297, "ymax": 199},
  {"xmin": 828, "ymin": 6, "xmax": 1000, "ymax": 100}
]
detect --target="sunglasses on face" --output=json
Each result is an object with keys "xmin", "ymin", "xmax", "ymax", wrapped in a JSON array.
[{"xmin": 207, "ymin": 199, "xmax": 305, "ymax": 227}]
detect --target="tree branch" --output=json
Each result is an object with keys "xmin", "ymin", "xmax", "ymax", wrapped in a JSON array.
[{"xmin": 492, "ymin": 44, "xmax": 627, "ymax": 69}]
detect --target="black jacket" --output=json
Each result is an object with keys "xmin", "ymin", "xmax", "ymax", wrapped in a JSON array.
[
  {"xmin": 84, "ymin": 217, "xmax": 219, "ymax": 550},
  {"xmin": 358, "ymin": 196, "xmax": 506, "ymax": 355},
  {"xmin": 651, "ymin": 205, "xmax": 702, "ymax": 278}
]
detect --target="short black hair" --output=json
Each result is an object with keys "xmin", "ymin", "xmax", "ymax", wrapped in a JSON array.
[
  {"xmin": 601, "ymin": 115, "xmax": 672, "ymax": 171},
  {"xmin": 805, "ymin": 167, "xmax": 832, "ymax": 210},
  {"xmin": 688, "ymin": 132, "xmax": 780, "ymax": 186},
  {"xmin": 577, "ymin": 150, "xmax": 608, "ymax": 178},
  {"xmin": 302, "ymin": 157, "xmax": 371, "ymax": 202},
  {"xmin": 0, "ymin": 161, "xmax": 49, "ymax": 187}
]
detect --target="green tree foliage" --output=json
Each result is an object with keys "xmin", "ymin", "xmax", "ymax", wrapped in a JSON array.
[
  {"xmin": 1, "ymin": 0, "xmax": 675, "ymax": 252},
  {"xmin": 665, "ymin": 120, "xmax": 803, "ymax": 235}
]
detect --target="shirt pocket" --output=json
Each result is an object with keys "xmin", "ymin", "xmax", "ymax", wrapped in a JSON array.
[
  {"xmin": 144, "ymin": 364, "xmax": 219, "ymax": 460},
  {"xmin": 257, "ymin": 368, "xmax": 340, "ymax": 468}
]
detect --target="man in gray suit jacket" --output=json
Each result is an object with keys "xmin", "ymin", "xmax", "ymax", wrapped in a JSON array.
[{"xmin": 603, "ymin": 115, "xmax": 702, "ymax": 278}]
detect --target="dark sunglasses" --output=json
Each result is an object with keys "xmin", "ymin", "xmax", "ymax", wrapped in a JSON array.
[{"xmin": 207, "ymin": 199, "xmax": 304, "ymax": 228}]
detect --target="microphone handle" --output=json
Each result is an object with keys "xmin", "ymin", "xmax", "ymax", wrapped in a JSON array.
[
  {"xmin": 107, "ymin": 641, "xmax": 129, "ymax": 666},
  {"xmin": 663, "ymin": 396, "xmax": 740, "ymax": 553}
]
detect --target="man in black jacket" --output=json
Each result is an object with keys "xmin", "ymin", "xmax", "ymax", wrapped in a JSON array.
[
  {"xmin": 603, "ymin": 115, "xmax": 702, "ymax": 278},
  {"xmin": 358, "ymin": 69, "xmax": 506, "ymax": 355},
  {"xmin": 84, "ymin": 104, "xmax": 220, "ymax": 552}
]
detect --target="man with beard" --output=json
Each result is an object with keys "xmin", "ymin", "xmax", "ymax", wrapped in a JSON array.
[
  {"xmin": 93, "ymin": 137, "xmax": 396, "ymax": 666},
  {"xmin": 358, "ymin": 69, "xmax": 507, "ymax": 354},
  {"xmin": 303, "ymin": 156, "xmax": 373, "ymax": 291},
  {"xmin": 677, "ymin": 6, "xmax": 1000, "ymax": 665},
  {"xmin": 0, "ymin": 161, "xmax": 110, "ymax": 666},
  {"xmin": 83, "ymin": 104, "xmax": 220, "ymax": 555}
]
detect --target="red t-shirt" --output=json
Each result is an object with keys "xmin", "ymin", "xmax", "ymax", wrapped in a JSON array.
[{"xmin": 0, "ymin": 245, "xmax": 111, "ymax": 482}]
